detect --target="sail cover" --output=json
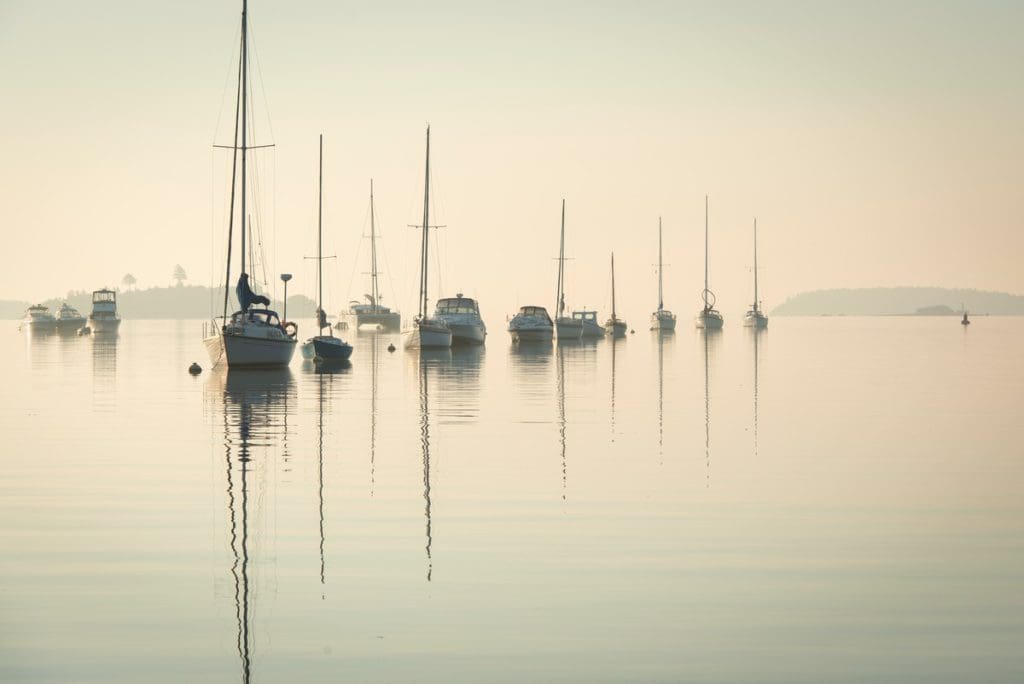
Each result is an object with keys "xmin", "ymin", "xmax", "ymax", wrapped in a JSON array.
[
  {"xmin": 236, "ymin": 273, "xmax": 270, "ymax": 311},
  {"xmin": 316, "ymin": 307, "xmax": 328, "ymax": 330}
]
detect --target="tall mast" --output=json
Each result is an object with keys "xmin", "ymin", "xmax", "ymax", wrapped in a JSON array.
[
  {"xmin": 240, "ymin": 0, "xmax": 249, "ymax": 277},
  {"xmin": 752, "ymin": 218, "xmax": 759, "ymax": 312},
  {"xmin": 555, "ymin": 199, "xmax": 566, "ymax": 317},
  {"xmin": 611, "ymin": 253, "xmax": 617, "ymax": 319},
  {"xmin": 317, "ymin": 134, "xmax": 323, "ymax": 325},
  {"xmin": 657, "ymin": 216, "xmax": 663, "ymax": 311},
  {"xmin": 418, "ymin": 127, "xmax": 431, "ymax": 319},
  {"xmin": 369, "ymin": 179, "xmax": 379, "ymax": 308},
  {"xmin": 220, "ymin": 30, "xmax": 243, "ymax": 320},
  {"xmin": 703, "ymin": 195, "xmax": 709, "ymax": 304}
]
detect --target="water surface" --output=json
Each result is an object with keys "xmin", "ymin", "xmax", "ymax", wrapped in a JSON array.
[{"xmin": 2, "ymin": 318, "xmax": 1022, "ymax": 682}]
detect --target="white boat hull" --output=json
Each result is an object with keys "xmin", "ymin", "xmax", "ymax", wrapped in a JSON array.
[
  {"xmin": 447, "ymin": 322, "xmax": 486, "ymax": 345},
  {"xmin": 204, "ymin": 330, "xmax": 296, "ymax": 367},
  {"xmin": 89, "ymin": 316, "xmax": 121, "ymax": 334},
  {"xmin": 605, "ymin": 320, "xmax": 628, "ymax": 338},
  {"xmin": 403, "ymin": 319, "xmax": 452, "ymax": 349},
  {"xmin": 555, "ymin": 318, "xmax": 583, "ymax": 341},
  {"xmin": 509, "ymin": 327, "xmax": 553, "ymax": 343},
  {"xmin": 694, "ymin": 311, "xmax": 724, "ymax": 329},
  {"xmin": 743, "ymin": 312, "xmax": 769, "ymax": 328},
  {"xmin": 650, "ymin": 311, "xmax": 676, "ymax": 332}
]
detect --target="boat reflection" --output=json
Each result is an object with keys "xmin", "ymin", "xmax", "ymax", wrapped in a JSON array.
[
  {"xmin": 654, "ymin": 332, "xmax": 674, "ymax": 463},
  {"xmin": 208, "ymin": 367, "xmax": 295, "ymax": 682},
  {"xmin": 91, "ymin": 334, "xmax": 118, "ymax": 409},
  {"xmin": 702, "ymin": 330, "xmax": 721, "ymax": 487},
  {"xmin": 414, "ymin": 354, "xmax": 436, "ymax": 581},
  {"xmin": 509, "ymin": 339, "xmax": 553, "ymax": 402},
  {"xmin": 751, "ymin": 328, "xmax": 762, "ymax": 458}
]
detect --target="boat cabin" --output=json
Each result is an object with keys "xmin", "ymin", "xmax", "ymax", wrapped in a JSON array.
[
  {"xmin": 436, "ymin": 295, "xmax": 480, "ymax": 316},
  {"xmin": 91, "ymin": 289, "xmax": 117, "ymax": 313},
  {"xmin": 572, "ymin": 310, "xmax": 598, "ymax": 323},
  {"xmin": 517, "ymin": 306, "xmax": 552, "ymax": 322}
]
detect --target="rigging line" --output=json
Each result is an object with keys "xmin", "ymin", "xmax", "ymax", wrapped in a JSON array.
[
  {"xmin": 210, "ymin": 22, "xmax": 242, "ymax": 146},
  {"xmin": 246, "ymin": 20, "xmax": 276, "ymax": 145}
]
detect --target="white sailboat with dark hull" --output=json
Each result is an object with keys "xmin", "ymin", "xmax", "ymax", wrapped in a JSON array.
[
  {"xmin": 604, "ymin": 253, "xmax": 628, "ymax": 337},
  {"xmin": 403, "ymin": 126, "xmax": 452, "ymax": 350},
  {"xmin": 650, "ymin": 217, "xmax": 676, "ymax": 332},
  {"xmin": 694, "ymin": 195, "xmax": 724, "ymax": 330},
  {"xmin": 743, "ymin": 218, "xmax": 769, "ymax": 329},
  {"xmin": 337, "ymin": 180, "xmax": 401, "ymax": 332},
  {"xmin": 554, "ymin": 200, "xmax": 583, "ymax": 341},
  {"xmin": 203, "ymin": 0, "xmax": 297, "ymax": 368},
  {"xmin": 301, "ymin": 135, "xmax": 353, "ymax": 363}
]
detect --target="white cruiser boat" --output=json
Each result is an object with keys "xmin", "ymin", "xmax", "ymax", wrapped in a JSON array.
[
  {"xmin": 743, "ymin": 218, "xmax": 769, "ymax": 329},
  {"xmin": 403, "ymin": 126, "xmax": 452, "ymax": 350},
  {"xmin": 553, "ymin": 199, "xmax": 583, "ymax": 341},
  {"xmin": 55, "ymin": 302, "xmax": 87, "ymax": 333},
  {"xmin": 650, "ymin": 217, "xmax": 676, "ymax": 332},
  {"xmin": 695, "ymin": 195, "xmax": 724, "ymax": 330},
  {"xmin": 89, "ymin": 289, "xmax": 121, "ymax": 333},
  {"xmin": 203, "ymin": 0, "xmax": 297, "ymax": 367},
  {"xmin": 572, "ymin": 310, "xmax": 605, "ymax": 338},
  {"xmin": 300, "ymin": 135, "xmax": 353, "ymax": 363},
  {"xmin": 22, "ymin": 304, "xmax": 57, "ymax": 333},
  {"xmin": 435, "ymin": 294, "xmax": 486, "ymax": 345},
  {"xmin": 337, "ymin": 180, "xmax": 401, "ymax": 332},
  {"xmin": 508, "ymin": 305, "xmax": 554, "ymax": 343}
]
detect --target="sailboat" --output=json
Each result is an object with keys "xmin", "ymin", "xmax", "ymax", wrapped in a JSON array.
[
  {"xmin": 649, "ymin": 217, "xmax": 676, "ymax": 331},
  {"xmin": 402, "ymin": 126, "xmax": 452, "ymax": 349},
  {"xmin": 603, "ymin": 253, "xmax": 628, "ymax": 337},
  {"xmin": 554, "ymin": 200, "xmax": 583, "ymax": 341},
  {"xmin": 204, "ymin": 0, "xmax": 297, "ymax": 367},
  {"xmin": 337, "ymin": 180, "xmax": 401, "ymax": 332},
  {"xmin": 301, "ymin": 135, "xmax": 353, "ymax": 362},
  {"xmin": 694, "ymin": 195, "xmax": 724, "ymax": 330},
  {"xmin": 743, "ymin": 218, "xmax": 769, "ymax": 328}
]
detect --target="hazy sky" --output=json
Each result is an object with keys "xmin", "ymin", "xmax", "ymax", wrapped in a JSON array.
[{"xmin": 2, "ymin": 0, "xmax": 1022, "ymax": 320}]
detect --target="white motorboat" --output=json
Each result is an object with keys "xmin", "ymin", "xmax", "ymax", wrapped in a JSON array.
[
  {"xmin": 203, "ymin": 0, "xmax": 297, "ymax": 367},
  {"xmin": 435, "ymin": 294, "xmax": 486, "ymax": 345},
  {"xmin": 403, "ymin": 126, "xmax": 452, "ymax": 350},
  {"xmin": 55, "ymin": 302, "xmax": 87, "ymax": 333},
  {"xmin": 22, "ymin": 304, "xmax": 57, "ymax": 333},
  {"xmin": 572, "ymin": 310, "xmax": 605, "ymax": 338},
  {"xmin": 649, "ymin": 217, "xmax": 676, "ymax": 332},
  {"xmin": 603, "ymin": 253, "xmax": 628, "ymax": 337},
  {"xmin": 337, "ymin": 180, "xmax": 401, "ymax": 332},
  {"xmin": 300, "ymin": 135, "xmax": 353, "ymax": 363},
  {"xmin": 88, "ymin": 289, "xmax": 121, "ymax": 333},
  {"xmin": 743, "ymin": 218, "xmax": 769, "ymax": 329},
  {"xmin": 695, "ymin": 195, "xmax": 724, "ymax": 330},
  {"xmin": 553, "ymin": 199, "xmax": 583, "ymax": 341},
  {"xmin": 508, "ymin": 305, "xmax": 554, "ymax": 343}
]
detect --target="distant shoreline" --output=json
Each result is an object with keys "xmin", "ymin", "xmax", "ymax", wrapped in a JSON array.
[{"xmin": 772, "ymin": 287, "xmax": 1024, "ymax": 317}]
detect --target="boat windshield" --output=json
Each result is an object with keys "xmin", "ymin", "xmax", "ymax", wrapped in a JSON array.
[
  {"xmin": 232, "ymin": 309, "xmax": 283, "ymax": 328},
  {"xmin": 93, "ymin": 290, "xmax": 116, "ymax": 303},
  {"xmin": 436, "ymin": 299, "xmax": 479, "ymax": 315},
  {"xmin": 572, "ymin": 311, "xmax": 597, "ymax": 322},
  {"xmin": 519, "ymin": 306, "xmax": 549, "ymax": 318}
]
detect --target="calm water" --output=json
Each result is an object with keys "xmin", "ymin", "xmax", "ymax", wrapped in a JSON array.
[{"xmin": 3, "ymin": 317, "xmax": 1023, "ymax": 682}]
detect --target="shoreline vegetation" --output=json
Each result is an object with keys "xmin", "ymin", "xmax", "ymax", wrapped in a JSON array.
[
  {"xmin": 772, "ymin": 287, "xmax": 1024, "ymax": 316},
  {"xmin": 4, "ymin": 285, "xmax": 1023, "ymax": 320},
  {"xmin": 0, "ymin": 285, "xmax": 317, "ymax": 320}
]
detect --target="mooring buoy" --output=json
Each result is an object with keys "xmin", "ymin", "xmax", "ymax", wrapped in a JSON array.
[{"xmin": 188, "ymin": 362, "xmax": 202, "ymax": 375}]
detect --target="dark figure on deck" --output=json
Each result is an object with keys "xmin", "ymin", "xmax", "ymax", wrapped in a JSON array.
[{"xmin": 236, "ymin": 273, "xmax": 271, "ymax": 312}]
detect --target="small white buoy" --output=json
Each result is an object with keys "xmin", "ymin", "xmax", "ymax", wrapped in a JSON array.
[
  {"xmin": 387, "ymin": 343, "xmax": 396, "ymax": 353},
  {"xmin": 188, "ymin": 362, "xmax": 202, "ymax": 375}
]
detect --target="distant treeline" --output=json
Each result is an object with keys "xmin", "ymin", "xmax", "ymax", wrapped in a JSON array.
[
  {"xmin": 773, "ymin": 287, "xmax": 1024, "ymax": 316},
  {"xmin": 0, "ymin": 285, "xmax": 318, "ymax": 320}
]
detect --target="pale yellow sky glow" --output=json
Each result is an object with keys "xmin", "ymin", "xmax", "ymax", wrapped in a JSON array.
[{"xmin": 1, "ymin": 1, "xmax": 1021, "ymax": 320}]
